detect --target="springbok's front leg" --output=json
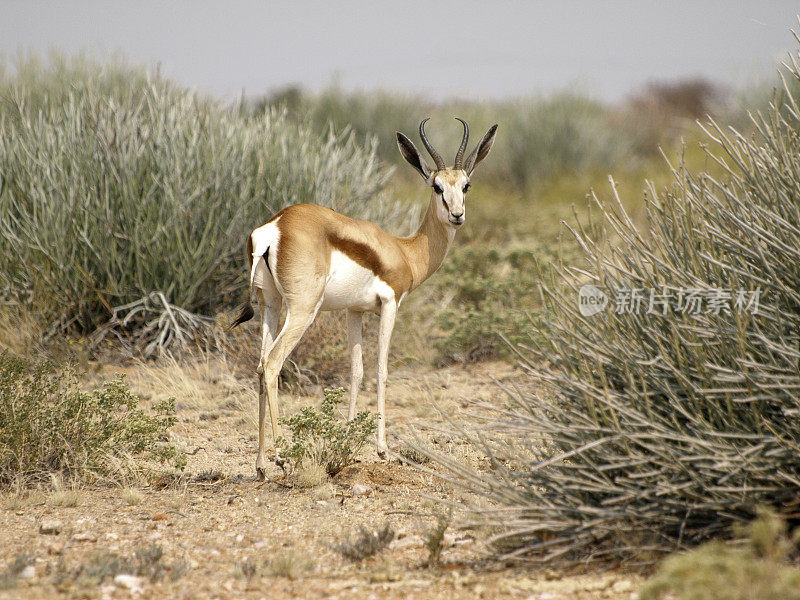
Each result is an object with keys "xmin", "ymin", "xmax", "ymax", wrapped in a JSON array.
[
  {"xmin": 347, "ymin": 309, "xmax": 364, "ymax": 421},
  {"xmin": 376, "ymin": 298, "xmax": 397, "ymax": 458}
]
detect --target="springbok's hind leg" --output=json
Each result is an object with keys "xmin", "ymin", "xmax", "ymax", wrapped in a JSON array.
[
  {"xmin": 255, "ymin": 286, "xmax": 282, "ymax": 481},
  {"xmin": 256, "ymin": 372, "xmax": 269, "ymax": 480},
  {"xmin": 257, "ymin": 293, "xmax": 323, "ymax": 479}
]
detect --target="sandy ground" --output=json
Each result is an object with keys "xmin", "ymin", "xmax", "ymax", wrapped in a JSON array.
[{"xmin": 0, "ymin": 359, "xmax": 641, "ymax": 599}]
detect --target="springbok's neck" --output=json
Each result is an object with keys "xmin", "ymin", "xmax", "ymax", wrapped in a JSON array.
[{"xmin": 400, "ymin": 195, "xmax": 456, "ymax": 292}]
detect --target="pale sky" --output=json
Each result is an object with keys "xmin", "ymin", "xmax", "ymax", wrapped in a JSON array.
[{"xmin": 1, "ymin": 0, "xmax": 798, "ymax": 102}]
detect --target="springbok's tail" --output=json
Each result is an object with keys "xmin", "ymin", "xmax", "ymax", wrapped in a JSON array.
[{"xmin": 231, "ymin": 235, "xmax": 256, "ymax": 328}]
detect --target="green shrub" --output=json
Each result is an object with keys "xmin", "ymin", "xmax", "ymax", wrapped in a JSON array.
[
  {"xmin": 0, "ymin": 54, "xmax": 403, "ymax": 354},
  {"xmin": 502, "ymin": 94, "xmax": 637, "ymax": 188},
  {"xmin": 0, "ymin": 352, "xmax": 182, "ymax": 483},
  {"xmin": 415, "ymin": 38, "xmax": 800, "ymax": 566},
  {"xmin": 278, "ymin": 387, "xmax": 375, "ymax": 476},
  {"xmin": 642, "ymin": 509, "xmax": 800, "ymax": 600},
  {"xmin": 434, "ymin": 247, "xmax": 543, "ymax": 363}
]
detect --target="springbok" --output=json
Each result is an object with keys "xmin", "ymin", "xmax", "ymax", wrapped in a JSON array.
[{"xmin": 233, "ymin": 118, "xmax": 498, "ymax": 480}]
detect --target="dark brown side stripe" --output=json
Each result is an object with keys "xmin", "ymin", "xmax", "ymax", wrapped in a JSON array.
[{"xmin": 329, "ymin": 234, "xmax": 408, "ymax": 297}]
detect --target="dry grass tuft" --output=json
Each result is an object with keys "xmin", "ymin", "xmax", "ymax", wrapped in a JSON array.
[
  {"xmin": 424, "ymin": 510, "xmax": 452, "ymax": 567},
  {"xmin": 130, "ymin": 353, "xmax": 252, "ymax": 413},
  {"xmin": 395, "ymin": 443, "xmax": 432, "ymax": 465},
  {"xmin": 121, "ymin": 488, "xmax": 144, "ymax": 506},
  {"xmin": 0, "ymin": 308, "xmax": 41, "ymax": 359},
  {"xmin": 49, "ymin": 488, "xmax": 82, "ymax": 508},
  {"xmin": 332, "ymin": 522, "xmax": 395, "ymax": 562},
  {"xmin": 296, "ymin": 455, "xmax": 328, "ymax": 489},
  {"xmin": 267, "ymin": 550, "xmax": 314, "ymax": 580},
  {"xmin": 235, "ymin": 558, "xmax": 261, "ymax": 584}
]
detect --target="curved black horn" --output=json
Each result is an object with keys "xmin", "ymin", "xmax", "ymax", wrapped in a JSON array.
[
  {"xmin": 453, "ymin": 117, "xmax": 469, "ymax": 169},
  {"xmin": 419, "ymin": 118, "xmax": 445, "ymax": 170}
]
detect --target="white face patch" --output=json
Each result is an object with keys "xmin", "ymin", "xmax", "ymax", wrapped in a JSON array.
[{"xmin": 434, "ymin": 173, "xmax": 469, "ymax": 228}]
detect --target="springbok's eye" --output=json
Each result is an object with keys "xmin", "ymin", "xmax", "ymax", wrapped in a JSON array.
[
  {"xmin": 433, "ymin": 183, "xmax": 443, "ymax": 195},
  {"xmin": 463, "ymin": 183, "xmax": 471, "ymax": 193}
]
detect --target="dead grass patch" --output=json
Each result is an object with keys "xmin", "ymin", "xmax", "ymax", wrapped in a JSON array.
[
  {"xmin": 121, "ymin": 488, "xmax": 144, "ymax": 506},
  {"xmin": 268, "ymin": 550, "xmax": 315, "ymax": 580},
  {"xmin": 332, "ymin": 522, "xmax": 395, "ymax": 562}
]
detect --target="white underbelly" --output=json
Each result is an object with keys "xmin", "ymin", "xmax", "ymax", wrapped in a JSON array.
[{"xmin": 321, "ymin": 250, "xmax": 393, "ymax": 312}]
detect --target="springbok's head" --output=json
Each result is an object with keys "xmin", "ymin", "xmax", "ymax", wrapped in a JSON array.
[{"xmin": 396, "ymin": 118, "xmax": 498, "ymax": 228}]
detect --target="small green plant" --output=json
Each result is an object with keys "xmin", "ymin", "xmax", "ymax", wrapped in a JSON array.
[
  {"xmin": 0, "ymin": 352, "xmax": 183, "ymax": 483},
  {"xmin": 278, "ymin": 388, "xmax": 375, "ymax": 476},
  {"xmin": 642, "ymin": 509, "xmax": 800, "ymax": 600},
  {"xmin": 332, "ymin": 522, "xmax": 395, "ymax": 562}
]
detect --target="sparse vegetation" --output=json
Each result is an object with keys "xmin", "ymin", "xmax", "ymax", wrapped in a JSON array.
[
  {"xmin": 260, "ymin": 84, "xmax": 725, "ymax": 189},
  {"xmin": 235, "ymin": 558, "xmax": 260, "ymax": 584},
  {"xmin": 0, "ymin": 352, "xmax": 183, "ymax": 484},
  {"xmin": 332, "ymin": 522, "xmax": 395, "ymax": 562},
  {"xmin": 278, "ymin": 387, "xmax": 375, "ymax": 476},
  {"xmin": 435, "ymin": 247, "xmax": 544, "ymax": 363},
  {"xmin": 0, "ymin": 26, "xmax": 792, "ymax": 598},
  {"xmin": 61, "ymin": 544, "xmax": 188, "ymax": 585}
]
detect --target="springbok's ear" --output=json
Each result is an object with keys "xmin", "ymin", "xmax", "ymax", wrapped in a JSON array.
[
  {"xmin": 463, "ymin": 124, "xmax": 498, "ymax": 175},
  {"xmin": 396, "ymin": 131, "xmax": 433, "ymax": 182}
]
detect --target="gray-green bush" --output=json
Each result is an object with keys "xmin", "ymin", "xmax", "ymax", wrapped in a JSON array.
[
  {"xmin": 414, "ymin": 45, "xmax": 800, "ymax": 565},
  {"xmin": 261, "ymin": 86, "xmax": 716, "ymax": 189},
  {"xmin": 0, "ymin": 54, "xmax": 405, "ymax": 353}
]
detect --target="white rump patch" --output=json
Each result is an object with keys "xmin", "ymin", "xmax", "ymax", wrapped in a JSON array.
[{"xmin": 250, "ymin": 217, "xmax": 281, "ymax": 290}]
